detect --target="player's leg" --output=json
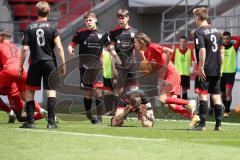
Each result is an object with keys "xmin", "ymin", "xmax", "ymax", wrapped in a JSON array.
[
  {"xmin": 0, "ymin": 96, "xmax": 11, "ymax": 113},
  {"xmin": 42, "ymin": 61, "xmax": 60, "ymax": 128},
  {"xmin": 181, "ymin": 76, "xmax": 190, "ymax": 100},
  {"xmin": 0, "ymin": 97, "xmax": 16, "ymax": 123},
  {"xmin": 220, "ymin": 74, "xmax": 227, "ymax": 117},
  {"xmin": 210, "ymin": 76, "xmax": 223, "ymax": 131},
  {"xmin": 20, "ymin": 63, "xmax": 42, "ymax": 128},
  {"xmin": 223, "ymin": 73, "xmax": 235, "ymax": 117},
  {"xmin": 103, "ymin": 78, "xmax": 115, "ymax": 115},
  {"xmin": 193, "ymin": 76, "xmax": 208, "ymax": 130}
]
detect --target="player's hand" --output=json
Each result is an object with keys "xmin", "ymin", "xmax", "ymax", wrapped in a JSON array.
[
  {"xmin": 59, "ymin": 64, "xmax": 66, "ymax": 76},
  {"xmin": 68, "ymin": 46, "xmax": 75, "ymax": 56},
  {"xmin": 198, "ymin": 68, "xmax": 206, "ymax": 81},
  {"xmin": 18, "ymin": 67, "xmax": 24, "ymax": 78}
]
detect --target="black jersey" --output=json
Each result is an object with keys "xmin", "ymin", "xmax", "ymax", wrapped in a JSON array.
[
  {"xmin": 109, "ymin": 26, "xmax": 138, "ymax": 65},
  {"xmin": 22, "ymin": 20, "xmax": 59, "ymax": 64},
  {"xmin": 71, "ymin": 28, "xmax": 109, "ymax": 68},
  {"xmin": 194, "ymin": 25, "xmax": 222, "ymax": 76}
]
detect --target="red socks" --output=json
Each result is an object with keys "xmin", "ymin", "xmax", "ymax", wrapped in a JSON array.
[
  {"xmin": 171, "ymin": 105, "xmax": 192, "ymax": 119},
  {"xmin": 166, "ymin": 97, "xmax": 189, "ymax": 105}
]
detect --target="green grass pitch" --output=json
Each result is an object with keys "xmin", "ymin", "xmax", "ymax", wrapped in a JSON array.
[{"xmin": 0, "ymin": 111, "xmax": 240, "ymax": 160}]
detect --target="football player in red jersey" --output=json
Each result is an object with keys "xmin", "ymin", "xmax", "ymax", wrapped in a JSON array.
[
  {"xmin": 134, "ymin": 32, "xmax": 200, "ymax": 127},
  {"xmin": 0, "ymin": 30, "xmax": 46, "ymax": 123}
]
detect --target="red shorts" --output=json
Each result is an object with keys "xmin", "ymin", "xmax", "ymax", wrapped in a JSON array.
[
  {"xmin": 159, "ymin": 71, "xmax": 180, "ymax": 95},
  {"xmin": 0, "ymin": 69, "xmax": 27, "ymax": 93}
]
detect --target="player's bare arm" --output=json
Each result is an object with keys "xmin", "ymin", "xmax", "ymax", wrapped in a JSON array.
[
  {"xmin": 220, "ymin": 45, "xmax": 225, "ymax": 69},
  {"xmin": 54, "ymin": 36, "xmax": 66, "ymax": 76},
  {"xmin": 160, "ymin": 47, "xmax": 173, "ymax": 77},
  {"xmin": 19, "ymin": 45, "xmax": 29, "ymax": 78}
]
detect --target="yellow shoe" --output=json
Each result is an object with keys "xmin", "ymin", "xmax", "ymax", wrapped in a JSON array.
[
  {"xmin": 223, "ymin": 112, "xmax": 230, "ymax": 118},
  {"xmin": 189, "ymin": 115, "xmax": 200, "ymax": 127}
]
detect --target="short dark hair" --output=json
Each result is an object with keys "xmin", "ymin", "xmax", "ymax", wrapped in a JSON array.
[
  {"xmin": 84, "ymin": 11, "xmax": 97, "ymax": 19},
  {"xmin": 0, "ymin": 30, "xmax": 12, "ymax": 40},
  {"xmin": 222, "ymin": 31, "xmax": 231, "ymax": 37},
  {"xmin": 117, "ymin": 8, "xmax": 129, "ymax": 17},
  {"xmin": 36, "ymin": 1, "xmax": 50, "ymax": 17},
  {"xmin": 180, "ymin": 36, "xmax": 187, "ymax": 41}
]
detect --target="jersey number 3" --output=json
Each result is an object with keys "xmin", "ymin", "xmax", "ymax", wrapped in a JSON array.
[
  {"xmin": 36, "ymin": 29, "xmax": 45, "ymax": 46},
  {"xmin": 210, "ymin": 34, "xmax": 218, "ymax": 52}
]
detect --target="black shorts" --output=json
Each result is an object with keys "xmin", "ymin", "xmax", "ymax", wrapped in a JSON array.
[
  {"xmin": 180, "ymin": 75, "xmax": 190, "ymax": 89},
  {"xmin": 26, "ymin": 60, "xmax": 58, "ymax": 90},
  {"xmin": 80, "ymin": 67, "xmax": 103, "ymax": 88},
  {"xmin": 220, "ymin": 73, "xmax": 236, "ymax": 91},
  {"xmin": 103, "ymin": 78, "xmax": 113, "ymax": 91},
  {"xmin": 195, "ymin": 76, "xmax": 220, "ymax": 94},
  {"xmin": 113, "ymin": 63, "xmax": 138, "ymax": 88}
]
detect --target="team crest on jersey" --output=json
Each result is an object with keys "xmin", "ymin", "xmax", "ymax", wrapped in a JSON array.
[
  {"xmin": 84, "ymin": 40, "xmax": 87, "ymax": 45},
  {"xmin": 131, "ymin": 32, "xmax": 135, "ymax": 38},
  {"xmin": 97, "ymin": 33, "xmax": 103, "ymax": 39},
  {"xmin": 117, "ymin": 39, "xmax": 120, "ymax": 43}
]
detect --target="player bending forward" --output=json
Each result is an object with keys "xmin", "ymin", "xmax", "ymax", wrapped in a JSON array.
[
  {"xmin": 134, "ymin": 32, "xmax": 200, "ymax": 127},
  {"xmin": 111, "ymin": 86, "xmax": 154, "ymax": 127}
]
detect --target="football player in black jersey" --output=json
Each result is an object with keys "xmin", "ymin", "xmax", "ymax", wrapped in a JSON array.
[
  {"xmin": 104, "ymin": 9, "xmax": 139, "ymax": 116},
  {"xmin": 68, "ymin": 11, "xmax": 119, "ymax": 124},
  {"xmin": 193, "ymin": 7, "xmax": 224, "ymax": 131},
  {"xmin": 19, "ymin": 1, "xmax": 66, "ymax": 128}
]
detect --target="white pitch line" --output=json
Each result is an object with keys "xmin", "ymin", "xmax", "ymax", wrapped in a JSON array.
[
  {"xmin": 15, "ymin": 128, "xmax": 168, "ymax": 142},
  {"xmin": 57, "ymin": 113, "xmax": 240, "ymax": 126}
]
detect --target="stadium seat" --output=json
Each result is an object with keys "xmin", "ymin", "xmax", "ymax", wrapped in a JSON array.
[
  {"xmin": 29, "ymin": 5, "xmax": 37, "ymax": 17},
  {"xmin": 19, "ymin": 19, "xmax": 32, "ymax": 31},
  {"xmin": 11, "ymin": 4, "xmax": 28, "ymax": 17}
]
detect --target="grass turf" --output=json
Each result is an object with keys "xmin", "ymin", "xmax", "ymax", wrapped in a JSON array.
[{"xmin": 0, "ymin": 111, "xmax": 240, "ymax": 160}]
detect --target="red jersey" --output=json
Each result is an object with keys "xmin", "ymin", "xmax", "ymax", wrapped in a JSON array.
[
  {"xmin": 0, "ymin": 42, "xmax": 20, "ymax": 70},
  {"xmin": 144, "ymin": 43, "xmax": 181, "ymax": 95},
  {"xmin": 144, "ymin": 43, "xmax": 178, "ymax": 79}
]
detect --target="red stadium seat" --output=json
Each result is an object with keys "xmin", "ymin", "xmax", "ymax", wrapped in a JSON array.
[
  {"xmin": 30, "ymin": 5, "xmax": 37, "ymax": 17},
  {"xmin": 12, "ymin": 4, "xmax": 28, "ymax": 17},
  {"xmin": 19, "ymin": 19, "xmax": 32, "ymax": 31}
]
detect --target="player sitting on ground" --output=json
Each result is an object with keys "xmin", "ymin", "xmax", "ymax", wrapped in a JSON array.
[{"xmin": 111, "ymin": 85, "xmax": 154, "ymax": 127}]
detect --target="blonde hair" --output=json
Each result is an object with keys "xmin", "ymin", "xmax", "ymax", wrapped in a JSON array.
[
  {"xmin": 36, "ymin": 1, "xmax": 50, "ymax": 17},
  {"xmin": 193, "ymin": 7, "xmax": 208, "ymax": 21},
  {"xmin": 134, "ymin": 33, "xmax": 152, "ymax": 46}
]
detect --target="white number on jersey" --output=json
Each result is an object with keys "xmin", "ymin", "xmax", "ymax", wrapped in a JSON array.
[
  {"xmin": 36, "ymin": 29, "xmax": 45, "ymax": 46},
  {"xmin": 210, "ymin": 34, "xmax": 218, "ymax": 52}
]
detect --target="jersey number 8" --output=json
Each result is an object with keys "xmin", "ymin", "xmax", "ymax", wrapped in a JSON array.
[{"xmin": 36, "ymin": 29, "xmax": 45, "ymax": 46}]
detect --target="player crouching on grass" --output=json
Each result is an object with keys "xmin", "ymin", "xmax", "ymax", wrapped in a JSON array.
[
  {"xmin": 111, "ymin": 85, "xmax": 154, "ymax": 127},
  {"xmin": 134, "ymin": 32, "xmax": 200, "ymax": 127}
]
